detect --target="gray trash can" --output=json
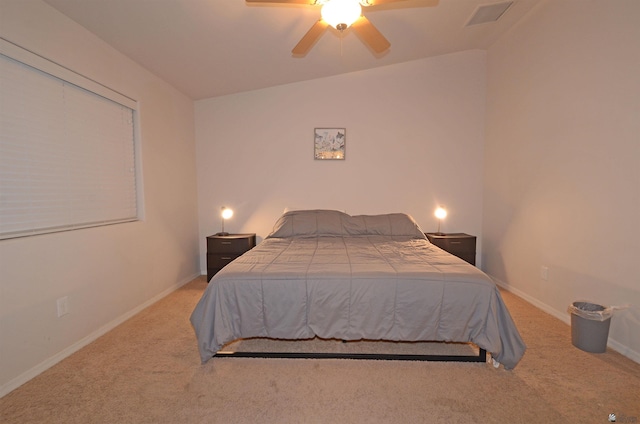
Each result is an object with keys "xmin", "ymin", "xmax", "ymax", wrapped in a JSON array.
[{"xmin": 569, "ymin": 301, "xmax": 611, "ymax": 353}]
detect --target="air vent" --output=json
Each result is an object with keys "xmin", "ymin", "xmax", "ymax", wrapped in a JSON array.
[{"xmin": 465, "ymin": 1, "xmax": 514, "ymax": 27}]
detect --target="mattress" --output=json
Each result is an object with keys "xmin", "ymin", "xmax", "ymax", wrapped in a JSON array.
[{"xmin": 190, "ymin": 210, "xmax": 526, "ymax": 369}]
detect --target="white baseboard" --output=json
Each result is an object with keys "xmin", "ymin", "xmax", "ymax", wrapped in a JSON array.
[
  {"xmin": 0, "ymin": 272, "xmax": 200, "ymax": 398},
  {"xmin": 492, "ymin": 275, "xmax": 640, "ymax": 364},
  {"xmin": 492, "ymin": 276, "xmax": 572, "ymax": 325}
]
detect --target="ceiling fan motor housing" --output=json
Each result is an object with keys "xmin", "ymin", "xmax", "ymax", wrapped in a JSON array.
[{"xmin": 321, "ymin": 0, "xmax": 362, "ymax": 29}]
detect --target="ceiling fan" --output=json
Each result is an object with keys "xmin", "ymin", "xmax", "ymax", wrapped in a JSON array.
[{"xmin": 246, "ymin": 0, "xmax": 439, "ymax": 56}]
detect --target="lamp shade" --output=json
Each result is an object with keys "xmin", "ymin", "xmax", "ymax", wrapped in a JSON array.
[
  {"xmin": 321, "ymin": 0, "xmax": 362, "ymax": 29},
  {"xmin": 434, "ymin": 207, "xmax": 447, "ymax": 220},
  {"xmin": 221, "ymin": 207, "xmax": 233, "ymax": 220}
]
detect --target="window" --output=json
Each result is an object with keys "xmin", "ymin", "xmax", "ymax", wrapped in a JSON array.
[{"xmin": 0, "ymin": 39, "xmax": 141, "ymax": 240}]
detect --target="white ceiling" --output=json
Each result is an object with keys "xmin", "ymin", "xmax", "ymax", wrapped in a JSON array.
[{"xmin": 43, "ymin": 0, "xmax": 542, "ymax": 100}]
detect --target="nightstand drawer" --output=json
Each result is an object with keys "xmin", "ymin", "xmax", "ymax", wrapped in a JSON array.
[
  {"xmin": 434, "ymin": 238, "xmax": 475, "ymax": 254},
  {"xmin": 207, "ymin": 252, "xmax": 243, "ymax": 268},
  {"xmin": 207, "ymin": 234, "xmax": 256, "ymax": 253},
  {"xmin": 454, "ymin": 252, "xmax": 476, "ymax": 265}
]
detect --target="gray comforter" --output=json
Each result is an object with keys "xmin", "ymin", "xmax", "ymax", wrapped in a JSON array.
[{"xmin": 190, "ymin": 210, "xmax": 526, "ymax": 369}]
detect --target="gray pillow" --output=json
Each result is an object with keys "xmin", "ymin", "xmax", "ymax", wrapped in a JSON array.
[
  {"xmin": 267, "ymin": 209, "xmax": 425, "ymax": 239},
  {"xmin": 268, "ymin": 209, "xmax": 348, "ymax": 238},
  {"xmin": 346, "ymin": 213, "xmax": 425, "ymax": 237}
]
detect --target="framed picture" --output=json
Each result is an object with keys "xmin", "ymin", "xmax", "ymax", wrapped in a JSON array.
[{"xmin": 314, "ymin": 128, "xmax": 345, "ymax": 160}]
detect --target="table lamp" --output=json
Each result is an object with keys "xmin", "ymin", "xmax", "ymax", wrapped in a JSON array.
[
  {"xmin": 217, "ymin": 206, "xmax": 233, "ymax": 236},
  {"xmin": 435, "ymin": 206, "xmax": 447, "ymax": 235}
]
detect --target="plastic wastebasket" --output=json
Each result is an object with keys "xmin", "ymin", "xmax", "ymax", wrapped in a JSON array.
[{"xmin": 569, "ymin": 301, "xmax": 611, "ymax": 353}]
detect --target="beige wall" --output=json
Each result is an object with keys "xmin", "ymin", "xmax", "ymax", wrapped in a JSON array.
[
  {"xmin": 0, "ymin": 0, "xmax": 200, "ymax": 394},
  {"xmin": 484, "ymin": 0, "xmax": 640, "ymax": 361},
  {"xmin": 195, "ymin": 50, "xmax": 487, "ymax": 270}
]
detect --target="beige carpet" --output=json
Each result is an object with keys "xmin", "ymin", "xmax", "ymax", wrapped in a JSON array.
[{"xmin": 1, "ymin": 276, "xmax": 639, "ymax": 423}]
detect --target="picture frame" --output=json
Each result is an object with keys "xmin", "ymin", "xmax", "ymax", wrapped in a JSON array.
[{"xmin": 314, "ymin": 128, "xmax": 345, "ymax": 160}]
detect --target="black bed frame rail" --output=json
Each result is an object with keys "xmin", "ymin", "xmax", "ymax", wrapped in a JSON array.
[{"xmin": 215, "ymin": 348, "xmax": 487, "ymax": 363}]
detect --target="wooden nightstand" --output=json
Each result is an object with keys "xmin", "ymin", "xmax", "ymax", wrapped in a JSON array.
[
  {"xmin": 206, "ymin": 233, "xmax": 256, "ymax": 282},
  {"xmin": 425, "ymin": 233, "xmax": 476, "ymax": 266}
]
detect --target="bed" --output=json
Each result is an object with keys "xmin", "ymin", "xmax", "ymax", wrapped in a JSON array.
[{"xmin": 190, "ymin": 210, "xmax": 526, "ymax": 369}]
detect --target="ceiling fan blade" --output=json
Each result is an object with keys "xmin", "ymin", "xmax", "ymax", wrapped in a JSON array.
[
  {"xmin": 292, "ymin": 20, "xmax": 329, "ymax": 56},
  {"xmin": 246, "ymin": 0, "xmax": 316, "ymax": 4},
  {"xmin": 351, "ymin": 16, "xmax": 390, "ymax": 54},
  {"xmin": 364, "ymin": 0, "xmax": 438, "ymax": 6}
]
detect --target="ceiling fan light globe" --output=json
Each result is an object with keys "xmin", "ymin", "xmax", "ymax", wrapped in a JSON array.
[{"xmin": 321, "ymin": 0, "xmax": 362, "ymax": 30}]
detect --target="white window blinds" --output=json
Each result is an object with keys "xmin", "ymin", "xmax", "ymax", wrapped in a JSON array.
[{"xmin": 0, "ymin": 39, "xmax": 140, "ymax": 240}]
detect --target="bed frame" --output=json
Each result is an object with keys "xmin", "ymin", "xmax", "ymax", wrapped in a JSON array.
[{"xmin": 216, "ymin": 342, "xmax": 487, "ymax": 363}]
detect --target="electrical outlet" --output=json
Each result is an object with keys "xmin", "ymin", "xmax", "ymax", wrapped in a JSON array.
[
  {"xmin": 56, "ymin": 296, "xmax": 69, "ymax": 317},
  {"xmin": 540, "ymin": 266, "xmax": 549, "ymax": 281}
]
